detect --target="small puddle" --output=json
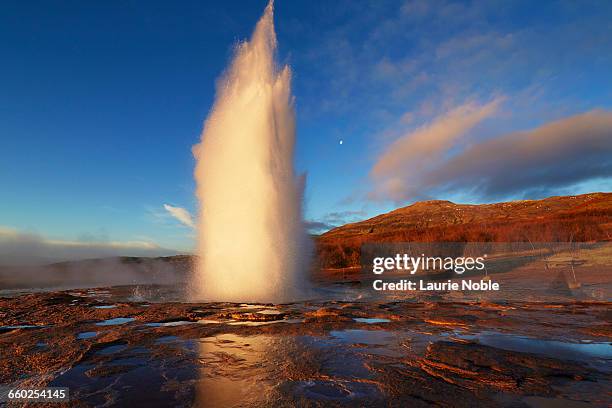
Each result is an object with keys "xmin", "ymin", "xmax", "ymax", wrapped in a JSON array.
[
  {"xmin": 197, "ymin": 319, "xmax": 226, "ymax": 324},
  {"xmin": 194, "ymin": 377, "xmax": 256, "ymax": 407},
  {"xmin": 145, "ymin": 321, "xmax": 194, "ymax": 327},
  {"xmin": 239, "ymin": 304, "xmax": 269, "ymax": 309},
  {"xmin": 200, "ymin": 318, "xmax": 303, "ymax": 326},
  {"xmin": 256, "ymin": 309, "xmax": 283, "ymax": 315},
  {"xmin": 77, "ymin": 331, "xmax": 98, "ymax": 340},
  {"xmin": 93, "ymin": 305, "xmax": 117, "ymax": 309},
  {"xmin": 155, "ymin": 336, "xmax": 179, "ymax": 344},
  {"xmin": 96, "ymin": 344, "xmax": 128, "ymax": 355},
  {"xmin": 459, "ymin": 331, "xmax": 612, "ymax": 361},
  {"xmin": 330, "ymin": 329, "xmax": 396, "ymax": 345},
  {"xmin": 228, "ymin": 320, "xmax": 279, "ymax": 326},
  {"xmin": 329, "ymin": 329, "xmax": 405, "ymax": 357},
  {"xmin": 282, "ymin": 318, "xmax": 305, "ymax": 324},
  {"xmin": 86, "ymin": 290, "xmax": 112, "ymax": 298},
  {"xmin": 353, "ymin": 318, "xmax": 391, "ymax": 324},
  {"xmin": 198, "ymin": 333, "xmax": 272, "ymax": 364},
  {"xmin": 96, "ymin": 317, "xmax": 135, "ymax": 326},
  {"xmin": 0, "ymin": 325, "xmax": 45, "ymax": 332}
]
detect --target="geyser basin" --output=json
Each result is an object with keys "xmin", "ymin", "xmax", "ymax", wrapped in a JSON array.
[
  {"xmin": 192, "ymin": 0, "xmax": 308, "ymax": 303},
  {"xmin": 2, "ymin": 287, "xmax": 610, "ymax": 407}
]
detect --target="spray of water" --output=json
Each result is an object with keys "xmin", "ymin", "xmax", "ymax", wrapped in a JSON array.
[{"xmin": 191, "ymin": 1, "xmax": 309, "ymax": 303}]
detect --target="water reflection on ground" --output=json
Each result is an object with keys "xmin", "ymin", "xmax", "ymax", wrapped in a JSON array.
[
  {"xmin": 456, "ymin": 331, "xmax": 612, "ymax": 371},
  {"xmin": 1, "ymin": 283, "xmax": 610, "ymax": 407}
]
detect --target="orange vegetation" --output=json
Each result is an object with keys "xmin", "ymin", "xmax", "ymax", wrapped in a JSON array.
[{"xmin": 315, "ymin": 193, "xmax": 612, "ymax": 269}]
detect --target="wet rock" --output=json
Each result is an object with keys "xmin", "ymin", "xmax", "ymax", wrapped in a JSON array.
[
  {"xmin": 304, "ymin": 307, "xmax": 352, "ymax": 322},
  {"xmin": 420, "ymin": 341, "xmax": 595, "ymax": 395},
  {"xmin": 579, "ymin": 324, "xmax": 612, "ymax": 338},
  {"xmin": 85, "ymin": 364, "xmax": 135, "ymax": 378},
  {"xmin": 220, "ymin": 311, "xmax": 286, "ymax": 321},
  {"xmin": 0, "ymin": 287, "xmax": 610, "ymax": 406}
]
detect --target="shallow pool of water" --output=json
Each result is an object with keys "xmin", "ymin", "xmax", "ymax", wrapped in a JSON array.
[
  {"xmin": 0, "ymin": 324, "xmax": 46, "ymax": 331},
  {"xmin": 256, "ymin": 309, "xmax": 283, "ymax": 315},
  {"xmin": 459, "ymin": 331, "xmax": 612, "ymax": 361},
  {"xmin": 96, "ymin": 344, "xmax": 128, "ymax": 355},
  {"xmin": 96, "ymin": 317, "xmax": 135, "ymax": 326},
  {"xmin": 155, "ymin": 336, "xmax": 179, "ymax": 344},
  {"xmin": 145, "ymin": 321, "xmax": 194, "ymax": 327},
  {"xmin": 330, "ymin": 329, "xmax": 397, "ymax": 345},
  {"xmin": 77, "ymin": 331, "xmax": 98, "ymax": 339},
  {"xmin": 353, "ymin": 318, "xmax": 391, "ymax": 324}
]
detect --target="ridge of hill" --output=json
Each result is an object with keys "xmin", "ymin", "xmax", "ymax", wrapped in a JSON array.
[{"xmin": 316, "ymin": 192, "xmax": 612, "ymax": 269}]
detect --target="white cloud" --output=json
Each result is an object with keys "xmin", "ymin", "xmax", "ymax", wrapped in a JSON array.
[
  {"xmin": 369, "ymin": 109, "xmax": 612, "ymax": 202},
  {"xmin": 370, "ymin": 98, "xmax": 502, "ymax": 201},
  {"xmin": 163, "ymin": 204, "xmax": 196, "ymax": 229},
  {"xmin": 422, "ymin": 109, "xmax": 612, "ymax": 199}
]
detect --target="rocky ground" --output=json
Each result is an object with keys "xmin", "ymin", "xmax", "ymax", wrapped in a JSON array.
[{"xmin": 0, "ymin": 285, "xmax": 610, "ymax": 407}]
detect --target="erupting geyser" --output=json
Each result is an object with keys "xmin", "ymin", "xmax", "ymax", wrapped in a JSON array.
[{"xmin": 191, "ymin": 1, "xmax": 309, "ymax": 302}]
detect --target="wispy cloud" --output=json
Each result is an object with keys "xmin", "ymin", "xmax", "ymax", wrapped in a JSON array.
[
  {"xmin": 422, "ymin": 109, "xmax": 612, "ymax": 199},
  {"xmin": 369, "ymin": 98, "xmax": 502, "ymax": 202},
  {"xmin": 295, "ymin": 0, "xmax": 612, "ymax": 132},
  {"xmin": 0, "ymin": 226, "xmax": 179, "ymax": 266},
  {"xmin": 163, "ymin": 204, "xmax": 195, "ymax": 229},
  {"xmin": 369, "ymin": 109, "xmax": 612, "ymax": 202}
]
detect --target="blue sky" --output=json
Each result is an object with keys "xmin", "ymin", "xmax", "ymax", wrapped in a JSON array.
[{"xmin": 1, "ymin": 0, "xmax": 611, "ymax": 256}]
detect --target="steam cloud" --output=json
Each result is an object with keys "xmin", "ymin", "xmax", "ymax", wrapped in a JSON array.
[
  {"xmin": 0, "ymin": 226, "xmax": 177, "ymax": 266},
  {"xmin": 0, "ymin": 226, "xmax": 185, "ymax": 291}
]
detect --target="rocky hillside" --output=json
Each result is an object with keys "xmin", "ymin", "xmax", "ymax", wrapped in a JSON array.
[{"xmin": 316, "ymin": 193, "xmax": 612, "ymax": 269}]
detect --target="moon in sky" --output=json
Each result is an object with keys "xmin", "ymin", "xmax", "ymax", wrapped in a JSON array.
[{"xmin": 339, "ymin": 139, "xmax": 343, "ymax": 145}]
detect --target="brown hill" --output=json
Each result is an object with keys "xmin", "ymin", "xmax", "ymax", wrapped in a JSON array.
[{"xmin": 316, "ymin": 192, "xmax": 612, "ymax": 269}]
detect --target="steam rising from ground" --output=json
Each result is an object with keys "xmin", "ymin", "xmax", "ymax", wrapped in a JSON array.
[
  {"xmin": 192, "ymin": 1, "xmax": 309, "ymax": 302},
  {"xmin": 0, "ymin": 257, "xmax": 187, "ymax": 292},
  {"xmin": 0, "ymin": 226, "xmax": 176, "ymax": 266},
  {"xmin": 0, "ymin": 226, "xmax": 185, "ymax": 292}
]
